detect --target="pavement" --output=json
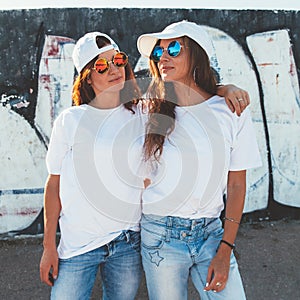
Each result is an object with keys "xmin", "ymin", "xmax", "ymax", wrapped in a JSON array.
[{"xmin": 0, "ymin": 218, "xmax": 299, "ymax": 300}]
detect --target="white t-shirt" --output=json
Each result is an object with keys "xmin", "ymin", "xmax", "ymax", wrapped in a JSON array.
[
  {"xmin": 46, "ymin": 104, "xmax": 145, "ymax": 259},
  {"xmin": 142, "ymin": 95, "xmax": 262, "ymax": 218}
]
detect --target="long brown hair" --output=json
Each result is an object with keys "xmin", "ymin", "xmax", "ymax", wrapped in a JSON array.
[
  {"xmin": 72, "ymin": 36, "xmax": 141, "ymax": 112},
  {"xmin": 144, "ymin": 36, "xmax": 218, "ymax": 161}
]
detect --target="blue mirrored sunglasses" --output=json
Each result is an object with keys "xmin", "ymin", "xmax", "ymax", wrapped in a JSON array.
[{"xmin": 150, "ymin": 40, "xmax": 182, "ymax": 62}]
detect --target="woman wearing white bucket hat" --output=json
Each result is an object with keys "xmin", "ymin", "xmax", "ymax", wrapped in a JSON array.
[
  {"xmin": 137, "ymin": 20, "xmax": 261, "ymax": 299},
  {"xmin": 138, "ymin": 20, "xmax": 250, "ymax": 116}
]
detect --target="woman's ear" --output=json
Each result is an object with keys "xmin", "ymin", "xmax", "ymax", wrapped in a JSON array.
[{"xmin": 87, "ymin": 73, "xmax": 92, "ymax": 85}]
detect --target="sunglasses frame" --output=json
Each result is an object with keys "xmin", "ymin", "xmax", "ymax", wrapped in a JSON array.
[
  {"xmin": 150, "ymin": 40, "xmax": 183, "ymax": 62},
  {"xmin": 93, "ymin": 51, "xmax": 128, "ymax": 74}
]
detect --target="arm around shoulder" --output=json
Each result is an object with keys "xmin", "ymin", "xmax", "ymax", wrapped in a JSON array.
[{"xmin": 216, "ymin": 84, "xmax": 250, "ymax": 117}]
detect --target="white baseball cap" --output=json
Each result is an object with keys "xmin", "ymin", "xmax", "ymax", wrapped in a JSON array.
[
  {"xmin": 137, "ymin": 20, "xmax": 214, "ymax": 59},
  {"xmin": 72, "ymin": 32, "xmax": 120, "ymax": 73}
]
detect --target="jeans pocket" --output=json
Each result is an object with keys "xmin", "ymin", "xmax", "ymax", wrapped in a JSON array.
[{"xmin": 141, "ymin": 228, "xmax": 165, "ymax": 250}]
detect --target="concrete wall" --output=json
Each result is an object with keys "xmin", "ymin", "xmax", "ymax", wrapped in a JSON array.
[{"xmin": 0, "ymin": 8, "xmax": 299, "ymax": 235}]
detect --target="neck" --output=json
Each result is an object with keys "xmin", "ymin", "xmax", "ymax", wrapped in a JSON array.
[
  {"xmin": 89, "ymin": 91, "xmax": 121, "ymax": 109},
  {"xmin": 173, "ymin": 81, "xmax": 211, "ymax": 107}
]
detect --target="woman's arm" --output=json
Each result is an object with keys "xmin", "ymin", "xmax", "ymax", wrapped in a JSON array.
[
  {"xmin": 39, "ymin": 174, "xmax": 61, "ymax": 286},
  {"xmin": 217, "ymin": 84, "xmax": 250, "ymax": 117},
  {"xmin": 204, "ymin": 170, "xmax": 246, "ymax": 293}
]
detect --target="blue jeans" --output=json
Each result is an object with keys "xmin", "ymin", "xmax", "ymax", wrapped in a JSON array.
[
  {"xmin": 141, "ymin": 214, "xmax": 246, "ymax": 300},
  {"xmin": 51, "ymin": 230, "xmax": 142, "ymax": 300}
]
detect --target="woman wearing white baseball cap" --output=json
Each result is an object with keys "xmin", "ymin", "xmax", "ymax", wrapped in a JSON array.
[
  {"xmin": 39, "ymin": 32, "xmax": 145, "ymax": 300},
  {"xmin": 138, "ymin": 20, "xmax": 261, "ymax": 299}
]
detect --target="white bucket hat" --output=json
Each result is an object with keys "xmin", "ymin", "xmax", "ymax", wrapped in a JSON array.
[
  {"xmin": 137, "ymin": 20, "xmax": 214, "ymax": 59},
  {"xmin": 72, "ymin": 32, "xmax": 119, "ymax": 73}
]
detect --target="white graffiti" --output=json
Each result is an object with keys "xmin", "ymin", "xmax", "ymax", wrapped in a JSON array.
[
  {"xmin": 247, "ymin": 30, "xmax": 300, "ymax": 208},
  {"xmin": 0, "ymin": 35, "xmax": 75, "ymax": 234}
]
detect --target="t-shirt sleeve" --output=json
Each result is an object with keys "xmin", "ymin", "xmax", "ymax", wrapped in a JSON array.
[
  {"xmin": 229, "ymin": 108, "xmax": 262, "ymax": 171},
  {"xmin": 46, "ymin": 113, "xmax": 70, "ymax": 175}
]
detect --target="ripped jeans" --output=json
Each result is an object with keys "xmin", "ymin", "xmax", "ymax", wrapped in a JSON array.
[{"xmin": 141, "ymin": 214, "xmax": 246, "ymax": 300}]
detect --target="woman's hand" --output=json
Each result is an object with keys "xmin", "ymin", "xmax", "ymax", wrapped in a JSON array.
[
  {"xmin": 203, "ymin": 245, "xmax": 231, "ymax": 293},
  {"xmin": 144, "ymin": 178, "xmax": 151, "ymax": 188},
  {"xmin": 217, "ymin": 84, "xmax": 250, "ymax": 117},
  {"xmin": 40, "ymin": 247, "xmax": 59, "ymax": 286}
]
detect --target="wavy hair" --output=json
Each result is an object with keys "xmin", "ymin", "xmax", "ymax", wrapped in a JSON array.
[{"xmin": 144, "ymin": 36, "xmax": 218, "ymax": 161}]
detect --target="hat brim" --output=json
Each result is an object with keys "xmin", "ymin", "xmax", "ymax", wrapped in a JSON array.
[{"xmin": 137, "ymin": 31, "xmax": 183, "ymax": 58}]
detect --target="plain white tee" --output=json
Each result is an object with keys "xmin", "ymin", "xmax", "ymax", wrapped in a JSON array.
[
  {"xmin": 142, "ymin": 95, "xmax": 262, "ymax": 218},
  {"xmin": 46, "ymin": 104, "xmax": 145, "ymax": 259}
]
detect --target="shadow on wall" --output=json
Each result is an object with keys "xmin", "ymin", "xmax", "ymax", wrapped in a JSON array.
[{"xmin": 0, "ymin": 9, "xmax": 300, "ymax": 236}]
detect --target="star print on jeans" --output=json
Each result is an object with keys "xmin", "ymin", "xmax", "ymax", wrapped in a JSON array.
[{"xmin": 149, "ymin": 251, "xmax": 164, "ymax": 266}]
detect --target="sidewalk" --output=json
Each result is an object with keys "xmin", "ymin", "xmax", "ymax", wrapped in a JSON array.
[{"xmin": 0, "ymin": 219, "xmax": 299, "ymax": 300}]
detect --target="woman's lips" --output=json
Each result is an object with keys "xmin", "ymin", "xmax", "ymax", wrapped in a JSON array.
[
  {"xmin": 109, "ymin": 76, "xmax": 123, "ymax": 82},
  {"xmin": 160, "ymin": 66, "xmax": 173, "ymax": 72}
]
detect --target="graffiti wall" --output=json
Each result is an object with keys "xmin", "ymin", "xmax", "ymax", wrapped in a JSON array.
[{"xmin": 0, "ymin": 8, "xmax": 299, "ymax": 235}]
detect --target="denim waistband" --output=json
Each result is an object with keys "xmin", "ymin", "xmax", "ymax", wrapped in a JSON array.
[
  {"xmin": 113, "ymin": 230, "xmax": 140, "ymax": 242},
  {"xmin": 142, "ymin": 214, "xmax": 217, "ymax": 230}
]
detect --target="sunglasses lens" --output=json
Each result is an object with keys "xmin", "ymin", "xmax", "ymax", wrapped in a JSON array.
[
  {"xmin": 151, "ymin": 46, "xmax": 163, "ymax": 62},
  {"xmin": 113, "ymin": 52, "xmax": 128, "ymax": 67},
  {"xmin": 150, "ymin": 41, "xmax": 182, "ymax": 62},
  {"xmin": 94, "ymin": 58, "xmax": 109, "ymax": 73},
  {"xmin": 94, "ymin": 52, "xmax": 128, "ymax": 74},
  {"xmin": 168, "ymin": 41, "xmax": 181, "ymax": 57}
]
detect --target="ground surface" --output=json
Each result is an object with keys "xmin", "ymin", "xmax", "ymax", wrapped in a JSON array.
[{"xmin": 0, "ymin": 219, "xmax": 299, "ymax": 300}]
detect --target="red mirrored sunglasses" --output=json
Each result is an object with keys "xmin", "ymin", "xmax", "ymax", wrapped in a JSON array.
[{"xmin": 93, "ymin": 52, "xmax": 128, "ymax": 74}]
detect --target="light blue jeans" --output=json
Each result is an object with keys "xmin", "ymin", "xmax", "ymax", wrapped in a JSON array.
[
  {"xmin": 51, "ymin": 230, "xmax": 142, "ymax": 300},
  {"xmin": 141, "ymin": 214, "xmax": 246, "ymax": 300}
]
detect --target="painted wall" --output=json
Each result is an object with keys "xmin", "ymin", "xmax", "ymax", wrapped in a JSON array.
[{"xmin": 0, "ymin": 8, "xmax": 299, "ymax": 235}]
